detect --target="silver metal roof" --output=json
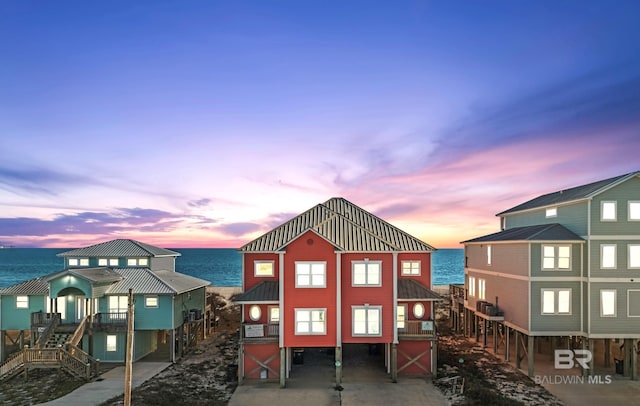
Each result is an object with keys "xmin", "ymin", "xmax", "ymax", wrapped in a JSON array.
[
  {"xmin": 57, "ymin": 239, "xmax": 181, "ymax": 258},
  {"xmin": 45, "ymin": 267, "xmax": 123, "ymax": 284},
  {"xmin": 151, "ymin": 270, "xmax": 211, "ymax": 294},
  {"xmin": 240, "ymin": 197, "xmax": 436, "ymax": 253},
  {"xmin": 0, "ymin": 277, "xmax": 49, "ymax": 295},
  {"xmin": 107, "ymin": 268, "xmax": 176, "ymax": 295}
]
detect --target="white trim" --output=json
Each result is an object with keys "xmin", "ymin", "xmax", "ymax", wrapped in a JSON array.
[
  {"xmin": 628, "ymin": 244, "xmax": 640, "ymax": 269},
  {"xmin": 589, "ymin": 235, "xmax": 640, "ymax": 240},
  {"xmin": 587, "ymin": 199, "xmax": 592, "ymax": 335},
  {"xmin": 336, "ymin": 252, "xmax": 342, "ymax": 344},
  {"xmin": 629, "ymin": 201, "xmax": 640, "ymax": 221},
  {"xmin": 294, "ymin": 308, "xmax": 327, "ymax": 335},
  {"xmin": 351, "ymin": 305, "xmax": 382, "ymax": 337},
  {"xmin": 279, "ymin": 252, "xmax": 284, "ymax": 347},
  {"xmin": 254, "ymin": 260, "xmax": 275, "ymax": 277},
  {"xmin": 466, "ymin": 267, "xmax": 529, "ymax": 281},
  {"xmin": 600, "ymin": 200, "xmax": 617, "ymax": 221},
  {"xmin": 393, "ymin": 252, "xmax": 398, "ymax": 344},
  {"xmin": 400, "ymin": 260, "xmax": 421, "ymax": 276},
  {"xmin": 627, "ymin": 289, "xmax": 640, "ymax": 317},
  {"xmin": 351, "ymin": 259, "xmax": 382, "ymax": 287},
  {"xmin": 599, "ymin": 289, "xmax": 616, "ymax": 317},
  {"xmin": 295, "ymin": 261, "xmax": 327, "ymax": 288}
]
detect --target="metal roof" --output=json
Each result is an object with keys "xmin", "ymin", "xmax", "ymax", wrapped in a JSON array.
[
  {"xmin": 462, "ymin": 223, "xmax": 584, "ymax": 243},
  {"xmin": 106, "ymin": 268, "xmax": 176, "ymax": 295},
  {"xmin": 57, "ymin": 239, "xmax": 181, "ymax": 258},
  {"xmin": 0, "ymin": 277, "xmax": 49, "ymax": 295},
  {"xmin": 240, "ymin": 197, "xmax": 436, "ymax": 253},
  {"xmin": 397, "ymin": 279, "xmax": 443, "ymax": 301},
  {"xmin": 497, "ymin": 171, "xmax": 639, "ymax": 216},
  {"xmin": 45, "ymin": 267, "xmax": 123, "ymax": 284},
  {"xmin": 234, "ymin": 281, "xmax": 279, "ymax": 303},
  {"xmin": 151, "ymin": 270, "xmax": 211, "ymax": 294}
]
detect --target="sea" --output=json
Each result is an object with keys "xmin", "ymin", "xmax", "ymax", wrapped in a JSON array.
[{"xmin": 0, "ymin": 248, "xmax": 464, "ymax": 289}]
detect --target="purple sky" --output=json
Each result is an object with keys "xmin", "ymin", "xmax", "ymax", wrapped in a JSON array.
[{"xmin": 1, "ymin": 1, "xmax": 639, "ymax": 248}]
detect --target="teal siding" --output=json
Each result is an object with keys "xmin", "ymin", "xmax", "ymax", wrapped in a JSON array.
[
  {"xmin": 135, "ymin": 295, "xmax": 174, "ymax": 330},
  {"xmin": 173, "ymin": 287, "xmax": 206, "ymax": 328},
  {"xmin": 530, "ymin": 281, "xmax": 581, "ymax": 333},
  {"xmin": 0, "ymin": 295, "xmax": 47, "ymax": 330},
  {"xmin": 589, "ymin": 240, "xmax": 640, "ymax": 278},
  {"xmin": 133, "ymin": 330, "xmax": 158, "ymax": 361},
  {"xmin": 49, "ymin": 275, "xmax": 92, "ymax": 298},
  {"xmin": 590, "ymin": 176, "xmax": 640, "ymax": 235},
  {"xmin": 504, "ymin": 201, "xmax": 588, "ymax": 236},
  {"xmin": 589, "ymin": 284, "xmax": 640, "ymax": 335},
  {"xmin": 91, "ymin": 332, "xmax": 126, "ymax": 362},
  {"xmin": 530, "ymin": 243, "xmax": 583, "ymax": 278}
]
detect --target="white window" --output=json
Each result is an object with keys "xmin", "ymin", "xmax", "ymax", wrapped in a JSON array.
[
  {"xmin": 413, "ymin": 303, "xmax": 425, "ymax": 319},
  {"xmin": 352, "ymin": 260, "xmax": 381, "ymax": 286},
  {"xmin": 268, "ymin": 306, "xmax": 280, "ymax": 323},
  {"xmin": 46, "ymin": 297, "xmax": 67, "ymax": 320},
  {"xmin": 468, "ymin": 276, "xmax": 476, "ymax": 297},
  {"xmin": 601, "ymin": 244, "xmax": 617, "ymax": 269},
  {"xmin": 255, "ymin": 261, "xmax": 274, "ymax": 277},
  {"xmin": 546, "ymin": 207, "xmax": 558, "ymax": 218},
  {"xmin": 98, "ymin": 258, "xmax": 119, "ymax": 266},
  {"xmin": 487, "ymin": 245, "xmax": 492, "ymax": 265},
  {"xmin": 109, "ymin": 296, "xmax": 128, "ymax": 314},
  {"xmin": 541, "ymin": 288, "xmax": 571, "ymax": 315},
  {"xmin": 601, "ymin": 201, "xmax": 617, "ymax": 221},
  {"xmin": 542, "ymin": 245, "xmax": 571, "ymax": 270},
  {"xmin": 401, "ymin": 261, "xmax": 421, "ymax": 275},
  {"xmin": 249, "ymin": 305, "xmax": 261, "ymax": 321},
  {"xmin": 629, "ymin": 201, "xmax": 640, "ymax": 221},
  {"xmin": 295, "ymin": 262, "xmax": 326, "ymax": 288},
  {"xmin": 16, "ymin": 295, "xmax": 28, "ymax": 309},
  {"xmin": 145, "ymin": 296, "xmax": 158, "ymax": 308},
  {"xmin": 127, "ymin": 258, "xmax": 148, "ymax": 266},
  {"xmin": 397, "ymin": 304, "xmax": 407, "ymax": 329},
  {"xmin": 478, "ymin": 279, "xmax": 486, "ymax": 300},
  {"xmin": 600, "ymin": 290, "xmax": 616, "ymax": 317},
  {"xmin": 106, "ymin": 335, "xmax": 117, "ymax": 352},
  {"xmin": 628, "ymin": 290, "xmax": 640, "ymax": 317},
  {"xmin": 353, "ymin": 306, "xmax": 382, "ymax": 336},
  {"xmin": 68, "ymin": 258, "xmax": 89, "ymax": 267},
  {"xmin": 295, "ymin": 309, "xmax": 326, "ymax": 335},
  {"xmin": 629, "ymin": 245, "xmax": 640, "ymax": 269}
]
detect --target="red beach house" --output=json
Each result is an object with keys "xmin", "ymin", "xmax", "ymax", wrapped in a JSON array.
[{"xmin": 235, "ymin": 198, "xmax": 441, "ymax": 386}]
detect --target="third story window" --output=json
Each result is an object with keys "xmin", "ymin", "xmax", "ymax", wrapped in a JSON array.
[
  {"xmin": 630, "ymin": 201, "xmax": 640, "ymax": 221},
  {"xmin": 600, "ymin": 289, "xmax": 616, "ymax": 317},
  {"xmin": 601, "ymin": 201, "xmax": 617, "ymax": 221},
  {"xmin": 542, "ymin": 288, "xmax": 571, "ymax": 315},
  {"xmin": 296, "ymin": 262, "xmax": 326, "ymax": 287},
  {"xmin": 542, "ymin": 245, "xmax": 571, "ymax": 270},
  {"xmin": 601, "ymin": 244, "xmax": 617, "ymax": 269},
  {"xmin": 255, "ymin": 261, "xmax": 274, "ymax": 277},
  {"xmin": 352, "ymin": 260, "xmax": 381, "ymax": 286},
  {"xmin": 401, "ymin": 261, "xmax": 421, "ymax": 275}
]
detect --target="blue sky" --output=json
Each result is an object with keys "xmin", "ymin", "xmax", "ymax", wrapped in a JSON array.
[{"xmin": 1, "ymin": 1, "xmax": 639, "ymax": 248}]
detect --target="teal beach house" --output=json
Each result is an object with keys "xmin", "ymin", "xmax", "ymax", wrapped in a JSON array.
[{"xmin": 0, "ymin": 239, "xmax": 210, "ymax": 380}]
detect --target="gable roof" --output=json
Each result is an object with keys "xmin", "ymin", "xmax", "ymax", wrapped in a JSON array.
[
  {"xmin": 0, "ymin": 277, "xmax": 49, "ymax": 295},
  {"xmin": 240, "ymin": 198, "xmax": 436, "ymax": 252},
  {"xmin": 57, "ymin": 239, "xmax": 181, "ymax": 258},
  {"xmin": 462, "ymin": 223, "xmax": 584, "ymax": 244},
  {"xmin": 497, "ymin": 171, "xmax": 639, "ymax": 216}
]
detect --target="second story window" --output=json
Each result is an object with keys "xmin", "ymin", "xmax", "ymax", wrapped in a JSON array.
[
  {"xmin": 542, "ymin": 245, "xmax": 571, "ymax": 270},
  {"xmin": 468, "ymin": 276, "xmax": 476, "ymax": 297},
  {"xmin": 68, "ymin": 258, "xmax": 89, "ymax": 267},
  {"xmin": 546, "ymin": 207, "xmax": 558, "ymax": 218},
  {"xmin": 487, "ymin": 245, "xmax": 492, "ymax": 265},
  {"xmin": 601, "ymin": 201, "xmax": 617, "ymax": 221},
  {"xmin": 144, "ymin": 296, "xmax": 158, "ymax": 308},
  {"xmin": 352, "ymin": 260, "xmax": 381, "ymax": 286},
  {"xmin": 401, "ymin": 261, "xmax": 421, "ymax": 276},
  {"xmin": 541, "ymin": 288, "xmax": 571, "ymax": 315},
  {"xmin": 255, "ymin": 261, "xmax": 274, "ymax": 277},
  {"xmin": 295, "ymin": 262, "xmax": 326, "ymax": 288},
  {"xmin": 16, "ymin": 295, "xmax": 29, "ymax": 309},
  {"xmin": 353, "ymin": 306, "xmax": 382, "ymax": 337},
  {"xmin": 127, "ymin": 258, "xmax": 149, "ymax": 266},
  {"xmin": 601, "ymin": 244, "xmax": 617, "ymax": 269},
  {"xmin": 98, "ymin": 258, "xmax": 119, "ymax": 267},
  {"xmin": 630, "ymin": 201, "xmax": 640, "ymax": 221},
  {"xmin": 600, "ymin": 289, "xmax": 616, "ymax": 317},
  {"xmin": 109, "ymin": 296, "xmax": 128, "ymax": 315},
  {"xmin": 295, "ymin": 308, "xmax": 326, "ymax": 335},
  {"xmin": 630, "ymin": 245, "xmax": 640, "ymax": 269},
  {"xmin": 478, "ymin": 279, "xmax": 486, "ymax": 300}
]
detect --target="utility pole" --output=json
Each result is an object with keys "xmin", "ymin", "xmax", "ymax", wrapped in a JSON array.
[{"xmin": 124, "ymin": 289, "xmax": 134, "ymax": 406}]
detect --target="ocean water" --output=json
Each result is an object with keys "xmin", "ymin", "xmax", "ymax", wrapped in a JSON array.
[{"xmin": 0, "ymin": 248, "xmax": 463, "ymax": 289}]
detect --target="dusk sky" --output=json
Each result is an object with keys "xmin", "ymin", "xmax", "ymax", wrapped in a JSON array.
[{"xmin": 1, "ymin": 1, "xmax": 640, "ymax": 249}]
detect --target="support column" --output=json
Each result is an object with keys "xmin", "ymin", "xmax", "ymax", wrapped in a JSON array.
[
  {"xmin": 505, "ymin": 326, "xmax": 510, "ymax": 362},
  {"xmin": 604, "ymin": 339, "xmax": 611, "ymax": 368},
  {"xmin": 0, "ymin": 331, "xmax": 5, "ymax": 362},
  {"xmin": 631, "ymin": 339, "xmax": 638, "ymax": 381},
  {"xmin": 238, "ymin": 343, "xmax": 244, "ymax": 385},
  {"xmin": 280, "ymin": 347, "xmax": 286, "ymax": 388},
  {"xmin": 483, "ymin": 320, "xmax": 488, "ymax": 348},
  {"xmin": 585, "ymin": 338, "xmax": 592, "ymax": 377},
  {"xmin": 391, "ymin": 344, "xmax": 398, "ymax": 383},
  {"xmin": 624, "ymin": 339, "xmax": 632, "ymax": 378},
  {"xmin": 515, "ymin": 330, "xmax": 522, "ymax": 369},
  {"xmin": 527, "ymin": 335, "xmax": 535, "ymax": 378},
  {"xmin": 493, "ymin": 322, "xmax": 498, "ymax": 354},
  {"xmin": 335, "ymin": 346, "xmax": 342, "ymax": 386}
]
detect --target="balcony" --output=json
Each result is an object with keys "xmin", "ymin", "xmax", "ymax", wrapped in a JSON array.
[
  {"xmin": 240, "ymin": 323, "xmax": 279, "ymax": 343},
  {"xmin": 398, "ymin": 320, "xmax": 436, "ymax": 340}
]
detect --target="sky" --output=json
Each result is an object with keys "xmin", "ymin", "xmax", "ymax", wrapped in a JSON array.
[{"xmin": 1, "ymin": 1, "xmax": 640, "ymax": 249}]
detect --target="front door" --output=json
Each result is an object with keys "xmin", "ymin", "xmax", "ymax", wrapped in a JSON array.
[{"xmin": 76, "ymin": 295, "xmax": 86, "ymax": 322}]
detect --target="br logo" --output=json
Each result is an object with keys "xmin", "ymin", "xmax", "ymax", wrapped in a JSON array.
[{"xmin": 554, "ymin": 349, "xmax": 592, "ymax": 369}]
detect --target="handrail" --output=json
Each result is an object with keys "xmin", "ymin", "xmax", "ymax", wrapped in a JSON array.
[
  {"xmin": 35, "ymin": 313, "xmax": 61, "ymax": 348},
  {"xmin": 60, "ymin": 348, "xmax": 92, "ymax": 380},
  {"xmin": 0, "ymin": 350, "xmax": 25, "ymax": 380},
  {"xmin": 67, "ymin": 316, "xmax": 89, "ymax": 347},
  {"xmin": 398, "ymin": 320, "xmax": 436, "ymax": 337}
]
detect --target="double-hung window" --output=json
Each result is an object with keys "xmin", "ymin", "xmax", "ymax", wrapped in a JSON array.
[
  {"xmin": 542, "ymin": 245, "xmax": 571, "ymax": 270},
  {"xmin": 401, "ymin": 261, "xmax": 420, "ymax": 276},
  {"xmin": 352, "ymin": 260, "xmax": 381, "ymax": 286},
  {"xmin": 601, "ymin": 244, "xmax": 617, "ymax": 269},
  {"xmin": 98, "ymin": 258, "xmax": 119, "ymax": 266},
  {"xmin": 295, "ymin": 309, "xmax": 326, "ymax": 335},
  {"xmin": 541, "ymin": 288, "xmax": 571, "ymax": 315},
  {"xmin": 296, "ymin": 262, "xmax": 326, "ymax": 287},
  {"xmin": 353, "ymin": 306, "xmax": 382, "ymax": 336},
  {"xmin": 468, "ymin": 276, "xmax": 476, "ymax": 297},
  {"xmin": 600, "ymin": 290, "xmax": 616, "ymax": 317}
]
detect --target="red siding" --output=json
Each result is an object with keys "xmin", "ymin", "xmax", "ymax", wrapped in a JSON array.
[
  {"xmin": 243, "ymin": 253, "xmax": 280, "ymax": 291},
  {"xmin": 243, "ymin": 343, "xmax": 280, "ymax": 380},
  {"xmin": 341, "ymin": 253, "xmax": 394, "ymax": 343},
  {"xmin": 397, "ymin": 340, "xmax": 432, "ymax": 375},
  {"xmin": 397, "ymin": 252, "xmax": 432, "ymax": 287},
  {"xmin": 283, "ymin": 230, "xmax": 337, "ymax": 348},
  {"xmin": 243, "ymin": 303, "xmax": 278, "ymax": 324}
]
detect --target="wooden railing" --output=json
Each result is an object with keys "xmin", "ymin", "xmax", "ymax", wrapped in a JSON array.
[
  {"xmin": 34, "ymin": 314, "xmax": 61, "ymax": 348},
  {"xmin": 450, "ymin": 284, "xmax": 466, "ymax": 300},
  {"xmin": 94, "ymin": 312, "xmax": 127, "ymax": 326},
  {"xmin": 0, "ymin": 351, "xmax": 25, "ymax": 381},
  {"xmin": 0, "ymin": 347, "xmax": 98, "ymax": 381},
  {"xmin": 398, "ymin": 320, "xmax": 436, "ymax": 339},
  {"xmin": 240, "ymin": 323, "xmax": 279, "ymax": 342},
  {"xmin": 68, "ymin": 316, "xmax": 88, "ymax": 347}
]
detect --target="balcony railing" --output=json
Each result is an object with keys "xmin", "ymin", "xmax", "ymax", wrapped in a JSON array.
[
  {"xmin": 398, "ymin": 320, "xmax": 436, "ymax": 339},
  {"xmin": 240, "ymin": 323, "xmax": 279, "ymax": 342}
]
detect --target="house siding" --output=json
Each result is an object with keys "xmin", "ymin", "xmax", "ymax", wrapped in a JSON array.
[
  {"xmin": 243, "ymin": 253, "xmax": 280, "ymax": 291},
  {"xmin": 504, "ymin": 201, "xmax": 588, "ymax": 236},
  {"xmin": 172, "ymin": 287, "xmax": 206, "ymax": 329},
  {"xmin": 589, "ymin": 284, "xmax": 640, "ymax": 335},
  {"xmin": 589, "ymin": 239, "xmax": 640, "ymax": 278},
  {"xmin": 530, "ymin": 281, "xmax": 581, "ymax": 333},
  {"xmin": 530, "ymin": 243, "xmax": 582, "ymax": 278},
  {"xmin": 465, "ymin": 243, "xmax": 530, "ymax": 277},
  {"xmin": 590, "ymin": 176, "xmax": 640, "ymax": 235},
  {"xmin": 135, "ymin": 295, "xmax": 173, "ymax": 330},
  {"xmin": 150, "ymin": 256, "xmax": 175, "ymax": 272},
  {"xmin": 0, "ymin": 295, "xmax": 47, "ymax": 330}
]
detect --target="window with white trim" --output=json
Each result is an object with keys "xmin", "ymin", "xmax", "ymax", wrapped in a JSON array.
[
  {"xmin": 401, "ymin": 261, "xmax": 421, "ymax": 275},
  {"xmin": 127, "ymin": 258, "xmax": 149, "ymax": 266},
  {"xmin": 145, "ymin": 296, "xmax": 158, "ymax": 308},
  {"xmin": 601, "ymin": 244, "xmax": 617, "ymax": 269},
  {"xmin": 249, "ymin": 305, "xmax": 261, "ymax": 321},
  {"xmin": 629, "ymin": 245, "xmax": 640, "ymax": 269},
  {"xmin": 353, "ymin": 306, "xmax": 382, "ymax": 336},
  {"xmin": 295, "ymin": 262, "xmax": 326, "ymax": 287},
  {"xmin": 68, "ymin": 258, "xmax": 89, "ymax": 267},
  {"xmin": 46, "ymin": 296, "xmax": 67, "ymax": 320},
  {"xmin": 397, "ymin": 304, "xmax": 407, "ymax": 329},
  {"xmin": 106, "ymin": 335, "xmax": 117, "ymax": 352},
  {"xmin": 487, "ymin": 245, "xmax": 492, "ymax": 265},
  {"xmin": 541, "ymin": 288, "xmax": 571, "ymax": 315},
  {"xmin": 478, "ymin": 279, "xmax": 486, "ymax": 300},
  {"xmin": 109, "ymin": 296, "xmax": 128, "ymax": 318},
  {"xmin": 628, "ymin": 290, "xmax": 640, "ymax": 317},
  {"xmin": 600, "ymin": 289, "xmax": 616, "ymax": 317},
  {"xmin": 98, "ymin": 258, "xmax": 119, "ymax": 267},
  {"xmin": 601, "ymin": 201, "xmax": 617, "ymax": 221},
  {"xmin": 413, "ymin": 303, "xmax": 425, "ymax": 319},
  {"xmin": 352, "ymin": 260, "xmax": 381, "ymax": 286},
  {"xmin": 295, "ymin": 308, "xmax": 326, "ymax": 335},
  {"xmin": 268, "ymin": 306, "xmax": 280, "ymax": 323},
  {"xmin": 629, "ymin": 201, "xmax": 640, "ymax": 221},
  {"xmin": 16, "ymin": 295, "xmax": 28, "ymax": 309},
  {"xmin": 542, "ymin": 245, "xmax": 571, "ymax": 270},
  {"xmin": 255, "ymin": 261, "xmax": 274, "ymax": 277},
  {"xmin": 546, "ymin": 207, "xmax": 558, "ymax": 218},
  {"xmin": 468, "ymin": 276, "xmax": 476, "ymax": 297}
]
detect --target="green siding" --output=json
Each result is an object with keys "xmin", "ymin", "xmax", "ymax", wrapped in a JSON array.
[
  {"xmin": 590, "ymin": 176, "xmax": 640, "ymax": 235},
  {"xmin": 530, "ymin": 281, "xmax": 581, "ymax": 332},
  {"xmin": 589, "ymin": 239, "xmax": 640, "ymax": 277},
  {"xmin": 150, "ymin": 257, "xmax": 176, "ymax": 271},
  {"xmin": 172, "ymin": 287, "xmax": 206, "ymax": 328},
  {"xmin": 589, "ymin": 284, "xmax": 640, "ymax": 335},
  {"xmin": 504, "ymin": 201, "xmax": 588, "ymax": 236},
  {"xmin": 530, "ymin": 243, "xmax": 582, "ymax": 277},
  {"xmin": 0, "ymin": 295, "xmax": 47, "ymax": 330}
]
